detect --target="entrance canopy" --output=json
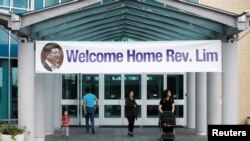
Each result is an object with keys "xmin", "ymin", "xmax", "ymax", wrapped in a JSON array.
[{"xmin": 0, "ymin": 0, "xmax": 250, "ymax": 41}]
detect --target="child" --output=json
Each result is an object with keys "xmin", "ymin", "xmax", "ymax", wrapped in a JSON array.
[{"xmin": 61, "ymin": 111, "xmax": 70, "ymax": 139}]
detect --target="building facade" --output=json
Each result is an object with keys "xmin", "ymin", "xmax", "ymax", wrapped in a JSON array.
[{"xmin": 202, "ymin": 0, "xmax": 250, "ymax": 125}]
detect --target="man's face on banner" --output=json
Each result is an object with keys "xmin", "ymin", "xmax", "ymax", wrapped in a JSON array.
[{"xmin": 46, "ymin": 48, "xmax": 60, "ymax": 65}]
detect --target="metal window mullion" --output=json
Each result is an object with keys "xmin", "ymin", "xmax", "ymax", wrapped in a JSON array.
[
  {"xmin": 8, "ymin": 30, "xmax": 11, "ymax": 122},
  {"xmin": 9, "ymin": 0, "xmax": 12, "ymax": 11},
  {"xmin": 27, "ymin": 0, "xmax": 30, "ymax": 11},
  {"xmin": 43, "ymin": 0, "xmax": 45, "ymax": 8}
]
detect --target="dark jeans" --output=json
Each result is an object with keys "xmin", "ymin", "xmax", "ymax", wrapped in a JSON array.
[
  {"xmin": 127, "ymin": 116, "xmax": 136, "ymax": 133},
  {"xmin": 86, "ymin": 107, "xmax": 95, "ymax": 131}
]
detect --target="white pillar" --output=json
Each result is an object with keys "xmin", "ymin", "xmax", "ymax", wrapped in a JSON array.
[
  {"xmin": 35, "ymin": 74, "xmax": 45, "ymax": 141},
  {"xmin": 44, "ymin": 74, "xmax": 55, "ymax": 134},
  {"xmin": 54, "ymin": 74, "xmax": 62, "ymax": 129},
  {"xmin": 186, "ymin": 72, "xmax": 195, "ymax": 128},
  {"xmin": 222, "ymin": 43, "xmax": 238, "ymax": 124},
  {"xmin": 195, "ymin": 72, "xmax": 207, "ymax": 135},
  {"xmin": 207, "ymin": 72, "xmax": 222, "ymax": 124},
  {"xmin": 18, "ymin": 43, "xmax": 35, "ymax": 141}
]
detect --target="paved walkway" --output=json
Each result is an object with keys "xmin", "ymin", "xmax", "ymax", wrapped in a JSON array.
[{"xmin": 46, "ymin": 127, "xmax": 207, "ymax": 141}]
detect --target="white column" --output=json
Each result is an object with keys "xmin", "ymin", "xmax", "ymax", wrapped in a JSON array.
[
  {"xmin": 195, "ymin": 72, "xmax": 207, "ymax": 135},
  {"xmin": 207, "ymin": 73, "xmax": 222, "ymax": 124},
  {"xmin": 18, "ymin": 43, "xmax": 35, "ymax": 141},
  {"xmin": 54, "ymin": 74, "xmax": 62, "ymax": 129},
  {"xmin": 35, "ymin": 74, "xmax": 45, "ymax": 141},
  {"xmin": 222, "ymin": 43, "xmax": 238, "ymax": 124},
  {"xmin": 44, "ymin": 74, "xmax": 55, "ymax": 134},
  {"xmin": 186, "ymin": 72, "xmax": 195, "ymax": 128}
]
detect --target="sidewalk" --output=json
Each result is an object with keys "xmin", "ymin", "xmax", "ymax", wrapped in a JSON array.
[{"xmin": 46, "ymin": 127, "xmax": 207, "ymax": 141}]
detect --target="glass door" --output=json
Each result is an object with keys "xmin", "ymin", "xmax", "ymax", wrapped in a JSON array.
[
  {"xmin": 101, "ymin": 74, "xmax": 123, "ymax": 125},
  {"xmin": 61, "ymin": 74, "xmax": 79, "ymax": 125},
  {"xmin": 102, "ymin": 74, "xmax": 142, "ymax": 126},
  {"xmin": 167, "ymin": 74, "xmax": 185, "ymax": 125},
  {"xmin": 144, "ymin": 74, "xmax": 164, "ymax": 125},
  {"xmin": 124, "ymin": 75, "xmax": 142, "ymax": 126},
  {"xmin": 143, "ymin": 74, "xmax": 185, "ymax": 126},
  {"xmin": 80, "ymin": 74, "xmax": 100, "ymax": 125}
]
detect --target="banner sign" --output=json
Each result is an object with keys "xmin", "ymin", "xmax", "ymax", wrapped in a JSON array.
[{"xmin": 35, "ymin": 41, "xmax": 221, "ymax": 73}]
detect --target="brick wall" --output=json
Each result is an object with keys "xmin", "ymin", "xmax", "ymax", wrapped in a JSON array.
[{"xmin": 202, "ymin": 0, "xmax": 250, "ymax": 124}]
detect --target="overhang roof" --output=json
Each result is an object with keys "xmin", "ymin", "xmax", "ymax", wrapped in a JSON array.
[{"xmin": 1, "ymin": 0, "xmax": 250, "ymax": 41}]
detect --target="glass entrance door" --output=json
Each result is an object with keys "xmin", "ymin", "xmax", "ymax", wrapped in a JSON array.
[
  {"xmin": 61, "ymin": 73, "xmax": 185, "ymax": 126},
  {"xmin": 102, "ymin": 74, "xmax": 142, "ymax": 126},
  {"xmin": 144, "ymin": 74, "xmax": 185, "ymax": 126},
  {"xmin": 80, "ymin": 74, "xmax": 100, "ymax": 126},
  {"xmin": 102, "ymin": 74, "xmax": 123, "ymax": 125},
  {"xmin": 167, "ymin": 74, "xmax": 185, "ymax": 125},
  {"xmin": 62, "ymin": 74, "xmax": 79, "ymax": 125}
]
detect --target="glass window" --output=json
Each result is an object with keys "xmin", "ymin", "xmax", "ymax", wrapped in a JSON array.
[
  {"xmin": 104, "ymin": 105, "xmax": 121, "ymax": 118},
  {"xmin": 125, "ymin": 75, "xmax": 141, "ymax": 99},
  {"xmin": 62, "ymin": 74, "xmax": 77, "ymax": 99},
  {"xmin": 82, "ymin": 75, "xmax": 99, "ymax": 98},
  {"xmin": 104, "ymin": 75, "xmax": 121, "ymax": 99},
  {"xmin": 0, "ymin": 28, "xmax": 9, "ymax": 57},
  {"xmin": 11, "ymin": 34, "xmax": 18, "ymax": 58},
  {"xmin": 35, "ymin": 0, "xmax": 43, "ymax": 9},
  {"xmin": 174, "ymin": 105, "xmax": 183, "ymax": 118},
  {"xmin": 0, "ymin": 59, "xmax": 9, "ymax": 119},
  {"xmin": 147, "ymin": 75, "xmax": 163, "ymax": 99},
  {"xmin": 137, "ymin": 105, "xmax": 141, "ymax": 118},
  {"xmin": 10, "ymin": 59, "xmax": 18, "ymax": 119},
  {"xmin": 167, "ymin": 75, "xmax": 183, "ymax": 99},
  {"xmin": 186, "ymin": 0, "xmax": 200, "ymax": 4},
  {"xmin": 147, "ymin": 105, "xmax": 159, "ymax": 118},
  {"xmin": 13, "ymin": 0, "xmax": 27, "ymax": 8},
  {"xmin": 62, "ymin": 105, "xmax": 78, "ymax": 118},
  {"xmin": 0, "ymin": 0, "xmax": 9, "ymax": 6},
  {"xmin": 11, "ymin": 8, "xmax": 27, "ymax": 14},
  {"xmin": 61, "ymin": 0, "xmax": 72, "ymax": 3},
  {"xmin": 0, "ymin": 44, "xmax": 8, "ymax": 57},
  {"xmin": 45, "ymin": 0, "xmax": 59, "ymax": 7}
]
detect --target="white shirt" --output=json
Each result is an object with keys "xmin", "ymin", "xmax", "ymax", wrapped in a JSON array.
[{"xmin": 45, "ymin": 60, "xmax": 59, "ymax": 71}]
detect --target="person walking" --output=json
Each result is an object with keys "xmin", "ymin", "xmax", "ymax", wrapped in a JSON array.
[
  {"xmin": 125, "ymin": 90, "xmax": 138, "ymax": 137},
  {"xmin": 83, "ymin": 87, "xmax": 98, "ymax": 134},
  {"xmin": 61, "ymin": 111, "xmax": 70, "ymax": 139}
]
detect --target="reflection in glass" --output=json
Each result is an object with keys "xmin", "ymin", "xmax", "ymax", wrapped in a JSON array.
[
  {"xmin": 104, "ymin": 105, "xmax": 121, "ymax": 118},
  {"xmin": 125, "ymin": 75, "xmax": 141, "ymax": 99},
  {"xmin": 104, "ymin": 75, "xmax": 121, "ymax": 99},
  {"xmin": 0, "ymin": 59, "xmax": 8, "ymax": 119},
  {"xmin": 10, "ymin": 60, "xmax": 18, "ymax": 119},
  {"xmin": 35, "ymin": 0, "xmax": 43, "ymax": 9},
  {"xmin": 174, "ymin": 105, "xmax": 183, "ymax": 118},
  {"xmin": 82, "ymin": 75, "xmax": 99, "ymax": 98},
  {"xmin": 167, "ymin": 75, "xmax": 183, "ymax": 99},
  {"xmin": 147, "ymin": 105, "xmax": 159, "ymax": 118},
  {"xmin": 62, "ymin": 74, "xmax": 77, "ymax": 99},
  {"xmin": 137, "ymin": 105, "xmax": 141, "ymax": 118},
  {"xmin": 62, "ymin": 105, "xmax": 78, "ymax": 118},
  {"xmin": 0, "ymin": 0, "xmax": 9, "ymax": 6},
  {"xmin": 147, "ymin": 75, "xmax": 163, "ymax": 99},
  {"xmin": 13, "ymin": 0, "xmax": 27, "ymax": 8},
  {"xmin": 45, "ymin": 0, "xmax": 59, "ymax": 7},
  {"xmin": 61, "ymin": 0, "xmax": 72, "ymax": 3}
]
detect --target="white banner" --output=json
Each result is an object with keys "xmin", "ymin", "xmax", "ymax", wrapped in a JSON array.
[{"xmin": 35, "ymin": 41, "xmax": 221, "ymax": 73}]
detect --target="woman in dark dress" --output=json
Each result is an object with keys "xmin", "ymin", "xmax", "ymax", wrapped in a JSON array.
[
  {"xmin": 125, "ymin": 90, "xmax": 138, "ymax": 137},
  {"xmin": 158, "ymin": 89, "xmax": 175, "ymax": 113}
]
